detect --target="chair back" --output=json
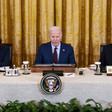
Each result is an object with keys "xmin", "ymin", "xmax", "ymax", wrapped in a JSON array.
[
  {"xmin": 100, "ymin": 43, "xmax": 107, "ymax": 73},
  {"xmin": 100, "ymin": 43, "xmax": 107, "ymax": 54},
  {"xmin": 2, "ymin": 43, "xmax": 12, "ymax": 67}
]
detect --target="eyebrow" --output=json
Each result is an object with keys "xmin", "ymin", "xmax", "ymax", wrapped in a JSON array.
[{"xmin": 51, "ymin": 36, "xmax": 59, "ymax": 38}]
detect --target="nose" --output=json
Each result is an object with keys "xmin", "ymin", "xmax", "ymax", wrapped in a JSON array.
[{"xmin": 53, "ymin": 37, "xmax": 57, "ymax": 40}]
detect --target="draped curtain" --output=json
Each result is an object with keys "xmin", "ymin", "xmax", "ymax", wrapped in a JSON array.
[{"xmin": 0, "ymin": 0, "xmax": 112, "ymax": 67}]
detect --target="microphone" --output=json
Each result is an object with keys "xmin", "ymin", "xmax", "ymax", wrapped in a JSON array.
[{"xmin": 52, "ymin": 63, "xmax": 55, "ymax": 71}]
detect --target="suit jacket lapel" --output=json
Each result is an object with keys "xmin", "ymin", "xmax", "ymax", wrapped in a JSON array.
[
  {"xmin": 58, "ymin": 42, "xmax": 64, "ymax": 63},
  {"xmin": 47, "ymin": 42, "xmax": 53, "ymax": 63}
]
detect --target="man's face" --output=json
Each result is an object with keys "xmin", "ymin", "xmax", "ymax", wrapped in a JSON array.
[{"xmin": 49, "ymin": 29, "xmax": 62, "ymax": 47}]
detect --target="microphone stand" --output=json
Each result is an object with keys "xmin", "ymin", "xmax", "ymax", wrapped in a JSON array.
[{"xmin": 52, "ymin": 63, "xmax": 55, "ymax": 71}]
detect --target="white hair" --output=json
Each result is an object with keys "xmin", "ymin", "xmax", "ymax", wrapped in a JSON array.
[{"xmin": 49, "ymin": 26, "xmax": 62, "ymax": 36}]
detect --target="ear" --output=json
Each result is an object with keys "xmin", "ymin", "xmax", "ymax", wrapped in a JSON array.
[
  {"xmin": 60, "ymin": 36, "xmax": 62, "ymax": 40},
  {"xmin": 49, "ymin": 36, "xmax": 51, "ymax": 40}
]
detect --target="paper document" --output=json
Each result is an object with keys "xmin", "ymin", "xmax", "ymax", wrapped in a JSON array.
[{"xmin": 0, "ymin": 66, "xmax": 9, "ymax": 72}]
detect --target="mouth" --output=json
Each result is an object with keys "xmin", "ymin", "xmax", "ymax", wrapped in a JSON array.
[
  {"xmin": 52, "ymin": 42, "xmax": 59, "ymax": 47},
  {"xmin": 53, "ymin": 42, "xmax": 58, "ymax": 44}
]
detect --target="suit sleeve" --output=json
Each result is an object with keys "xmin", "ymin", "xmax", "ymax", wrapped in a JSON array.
[
  {"xmin": 69, "ymin": 46, "xmax": 77, "ymax": 67},
  {"xmin": 0, "ymin": 46, "xmax": 10, "ymax": 67},
  {"xmin": 34, "ymin": 46, "xmax": 43, "ymax": 64}
]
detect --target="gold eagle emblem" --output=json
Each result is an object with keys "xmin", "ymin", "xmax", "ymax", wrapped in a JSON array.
[{"xmin": 45, "ymin": 79, "xmax": 57, "ymax": 90}]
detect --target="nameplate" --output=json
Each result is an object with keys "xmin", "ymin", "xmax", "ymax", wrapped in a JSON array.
[
  {"xmin": 43, "ymin": 70, "xmax": 63, "ymax": 76},
  {"xmin": 107, "ymin": 66, "xmax": 112, "ymax": 76}
]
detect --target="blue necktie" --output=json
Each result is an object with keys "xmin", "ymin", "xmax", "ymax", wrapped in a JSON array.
[{"xmin": 53, "ymin": 48, "xmax": 57, "ymax": 64}]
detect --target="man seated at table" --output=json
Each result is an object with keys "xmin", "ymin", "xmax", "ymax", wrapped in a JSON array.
[
  {"xmin": 100, "ymin": 44, "xmax": 112, "ymax": 67},
  {"xmin": 0, "ymin": 37, "xmax": 10, "ymax": 67},
  {"xmin": 34, "ymin": 26, "xmax": 77, "ymax": 67}
]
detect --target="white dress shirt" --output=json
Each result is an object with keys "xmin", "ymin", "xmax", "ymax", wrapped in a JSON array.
[{"xmin": 51, "ymin": 42, "xmax": 61, "ymax": 61}]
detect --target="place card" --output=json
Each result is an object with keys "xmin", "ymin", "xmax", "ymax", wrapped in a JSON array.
[
  {"xmin": 106, "ymin": 66, "xmax": 112, "ymax": 76},
  {"xmin": 4, "ymin": 68, "xmax": 20, "ymax": 77}
]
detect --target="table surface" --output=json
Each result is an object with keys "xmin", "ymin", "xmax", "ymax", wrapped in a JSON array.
[
  {"xmin": 0, "ymin": 68, "xmax": 112, "ymax": 109},
  {"xmin": 0, "ymin": 68, "xmax": 110, "ymax": 83}
]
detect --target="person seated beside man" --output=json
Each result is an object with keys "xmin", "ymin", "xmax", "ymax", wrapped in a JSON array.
[
  {"xmin": 100, "ymin": 44, "xmax": 112, "ymax": 67},
  {"xmin": 34, "ymin": 26, "xmax": 77, "ymax": 67},
  {"xmin": 0, "ymin": 37, "xmax": 10, "ymax": 67}
]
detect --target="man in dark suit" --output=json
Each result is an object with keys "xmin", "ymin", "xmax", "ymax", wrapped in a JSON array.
[
  {"xmin": 34, "ymin": 26, "xmax": 77, "ymax": 67},
  {"xmin": 0, "ymin": 37, "xmax": 10, "ymax": 67},
  {"xmin": 100, "ymin": 44, "xmax": 112, "ymax": 67}
]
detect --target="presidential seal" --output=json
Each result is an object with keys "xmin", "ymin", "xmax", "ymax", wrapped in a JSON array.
[{"xmin": 40, "ymin": 73, "xmax": 62, "ymax": 95}]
